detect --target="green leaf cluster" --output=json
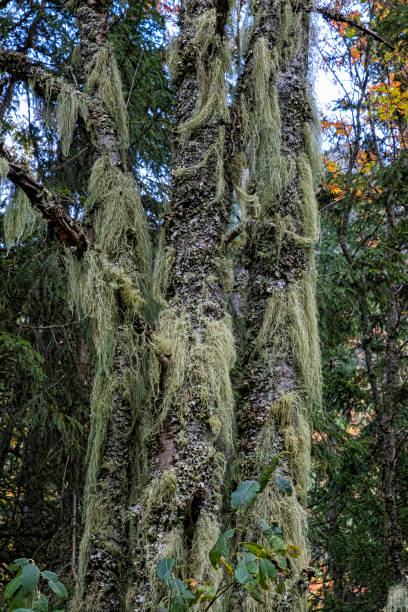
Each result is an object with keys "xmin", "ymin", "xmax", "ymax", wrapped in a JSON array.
[
  {"xmin": 3, "ymin": 558, "xmax": 68, "ymax": 612},
  {"xmin": 157, "ymin": 459, "xmax": 299, "ymax": 609}
]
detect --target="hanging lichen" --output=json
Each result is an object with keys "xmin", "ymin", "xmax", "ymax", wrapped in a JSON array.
[
  {"xmin": 85, "ymin": 155, "xmax": 151, "ymax": 298},
  {"xmin": 177, "ymin": 9, "xmax": 230, "ymax": 139},
  {"xmin": 289, "ymin": 274, "xmax": 322, "ymax": 410},
  {"xmin": 173, "ymin": 126, "xmax": 227, "ymax": 205},
  {"xmin": 56, "ymin": 81, "xmax": 88, "ymax": 156},
  {"xmin": 0, "ymin": 157, "xmax": 9, "ymax": 180},
  {"xmin": 277, "ymin": 0, "xmax": 302, "ymax": 65},
  {"xmin": 303, "ymin": 118, "xmax": 322, "ymax": 190},
  {"xmin": 297, "ymin": 153, "xmax": 319, "ymax": 243},
  {"xmin": 270, "ymin": 392, "xmax": 311, "ymax": 501},
  {"xmin": 4, "ymin": 187, "xmax": 37, "ymax": 249},
  {"xmin": 85, "ymin": 45, "xmax": 129, "ymax": 159},
  {"xmin": 239, "ymin": 409, "xmax": 309, "ymax": 611},
  {"xmin": 386, "ymin": 582, "xmax": 408, "ymax": 612},
  {"xmin": 237, "ymin": 37, "xmax": 291, "ymax": 217},
  {"xmin": 148, "ymin": 310, "xmax": 236, "ymax": 450},
  {"xmin": 152, "ymin": 237, "xmax": 175, "ymax": 310},
  {"xmin": 68, "ymin": 146, "xmax": 153, "ymax": 610}
]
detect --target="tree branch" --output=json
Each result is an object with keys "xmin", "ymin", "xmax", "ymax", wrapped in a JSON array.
[
  {"xmin": 316, "ymin": 6, "xmax": 394, "ymax": 50},
  {"xmin": 0, "ymin": 144, "xmax": 88, "ymax": 252},
  {"xmin": 291, "ymin": 2, "xmax": 394, "ymax": 50},
  {"xmin": 0, "ymin": 47, "xmax": 63, "ymax": 101}
]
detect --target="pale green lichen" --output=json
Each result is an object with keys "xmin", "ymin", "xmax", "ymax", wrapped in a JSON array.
[
  {"xmin": 237, "ymin": 38, "xmax": 290, "ymax": 215},
  {"xmin": 253, "ymin": 291, "xmax": 286, "ymax": 356},
  {"xmin": 71, "ymin": 45, "xmax": 82, "ymax": 70},
  {"xmin": 277, "ymin": 0, "xmax": 302, "ymax": 65},
  {"xmin": 150, "ymin": 311, "xmax": 236, "ymax": 450},
  {"xmin": 56, "ymin": 82, "xmax": 88, "ymax": 156},
  {"xmin": 190, "ymin": 512, "xmax": 224, "ymax": 610},
  {"xmin": 69, "ymin": 152, "xmax": 153, "ymax": 608},
  {"xmin": 178, "ymin": 9, "xmax": 230, "ymax": 139},
  {"xmin": 85, "ymin": 155, "xmax": 151, "ymax": 299},
  {"xmin": 85, "ymin": 45, "xmax": 129, "ymax": 159},
  {"xmin": 298, "ymin": 152, "xmax": 319, "ymax": 243},
  {"xmin": 385, "ymin": 583, "xmax": 408, "ymax": 612},
  {"xmin": 304, "ymin": 117, "xmax": 322, "ymax": 190},
  {"xmin": 242, "ymin": 468, "xmax": 309, "ymax": 612},
  {"xmin": 4, "ymin": 187, "xmax": 37, "ymax": 249},
  {"xmin": 77, "ymin": 492, "xmax": 113, "ymax": 593},
  {"xmin": 271, "ymin": 392, "xmax": 311, "ymax": 501},
  {"xmin": 289, "ymin": 275, "xmax": 322, "ymax": 410},
  {"xmin": 152, "ymin": 238, "xmax": 175, "ymax": 310},
  {"xmin": 174, "ymin": 126, "xmax": 226, "ymax": 205},
  {"xmin": 0, "ymin": 157, "xmax": 9, "ymax": 180}
]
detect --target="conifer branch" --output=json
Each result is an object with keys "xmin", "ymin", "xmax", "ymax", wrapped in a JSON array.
[{"xmin": 0, "ymin": 144, "xmax": 88, "ymax": 251}]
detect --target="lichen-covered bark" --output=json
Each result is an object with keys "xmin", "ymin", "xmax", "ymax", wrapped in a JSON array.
[
  {"xmin": 129, "ymin": 0, "xmax": 234, "ymax": 608},
  {"xmin": 230, "ymin": 1, "xmax": 320, "ymax": 609},
  {"xmin": 77, "ymin": 1, "xmax": 123, "ymax": 166},
  {"xmin": 72, "ymin": 2, "xmax": 152, "ymax": 610}
]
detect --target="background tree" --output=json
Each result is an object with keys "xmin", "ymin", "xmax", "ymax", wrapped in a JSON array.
[{"xmin": 309, "ymin": 1, "xmax": 408, "ymax": 609}]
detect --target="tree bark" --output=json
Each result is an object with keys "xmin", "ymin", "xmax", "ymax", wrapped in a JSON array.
[
  {"xmin": 0, "ymin": 1, "xmax": 322, "ymax": 609},
  {"xmin": 381, "ymin": 194, "xmax": 403, "ymax": 581},
  {"xmin": 129, "ymin": 0, "xmax": 234, "ymax": 607},
  {"xmin": 71, "ymin": 2, "xmax": 152, "ymax": 610},
  {"xmin": 231, "ymin": 1, "xmax": 319, "ymax": 608}
]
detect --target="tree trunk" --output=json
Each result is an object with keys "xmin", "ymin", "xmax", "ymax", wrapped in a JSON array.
[
  {"xmin": 230, "ymin": 1, "xmax": 320, "ymax": 609},
  {"xmin": 71, "ymin": 2, "xmax": 152, "ymax": 610},
  {"xmin": 381, "ymin": 194, "xmax": 403, "ymax": 583},
  {"xmin": 129, "ymin": 0, "xmax": 235, "ymax": 606}
]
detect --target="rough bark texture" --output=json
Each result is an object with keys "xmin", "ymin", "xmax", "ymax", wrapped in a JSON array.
[
  {"xmin": 381, "ymin": 194, "xmax": 403, "ymax": 582},
  {"xmin": 0, "ymin": 0, "xmax": 321, "ymax": 609},
  {"xmin": 71, "ymin": 2, "xmax": 152, "ymax": 610},
  {"xmin": 129, "ymin": 0, "xmax": 234, "ymax": 608},
  {"xmin": 230, "ymin": 1, "xmax": 319, "ymax": 609}
]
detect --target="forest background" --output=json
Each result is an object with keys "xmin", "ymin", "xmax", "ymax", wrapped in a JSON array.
[{"xmin": 0, "ymin": 0, "xmax": 407, "ymax": 610}]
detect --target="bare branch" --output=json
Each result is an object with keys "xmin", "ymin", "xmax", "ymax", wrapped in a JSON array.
[
  {"xmin": 291, "ymin": 2, "xmax": 394, "ymax": 50},
  {"xmin": 316, "ymin": 6, "xmax": 394, "ymax": 51}
]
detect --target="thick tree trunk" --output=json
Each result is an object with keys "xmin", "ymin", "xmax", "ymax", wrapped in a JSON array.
[
  {"xmin": 231, "ymin": 1, "xmax": 320, "ymax": 609},
  {"xmin": 72, "ymin": 2, "xmax": 152, "ymax": 610},
  {"xmin": 129, "ymin": 0, "xmax": 234, "ymax": 607}
]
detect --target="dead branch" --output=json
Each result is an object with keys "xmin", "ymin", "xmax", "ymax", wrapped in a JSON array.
[{"xmin": 0, "ymin": 144, "xmax": 88, "ymax": 252}]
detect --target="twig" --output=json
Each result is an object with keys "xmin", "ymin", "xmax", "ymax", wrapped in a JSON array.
[
  {"xmin": 205, "ymin": 581, "xmax": 235, "ymax": 611},
  {"xmin": 126, "ymin": 49, "xmax": 144, "ymax": 108}
]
